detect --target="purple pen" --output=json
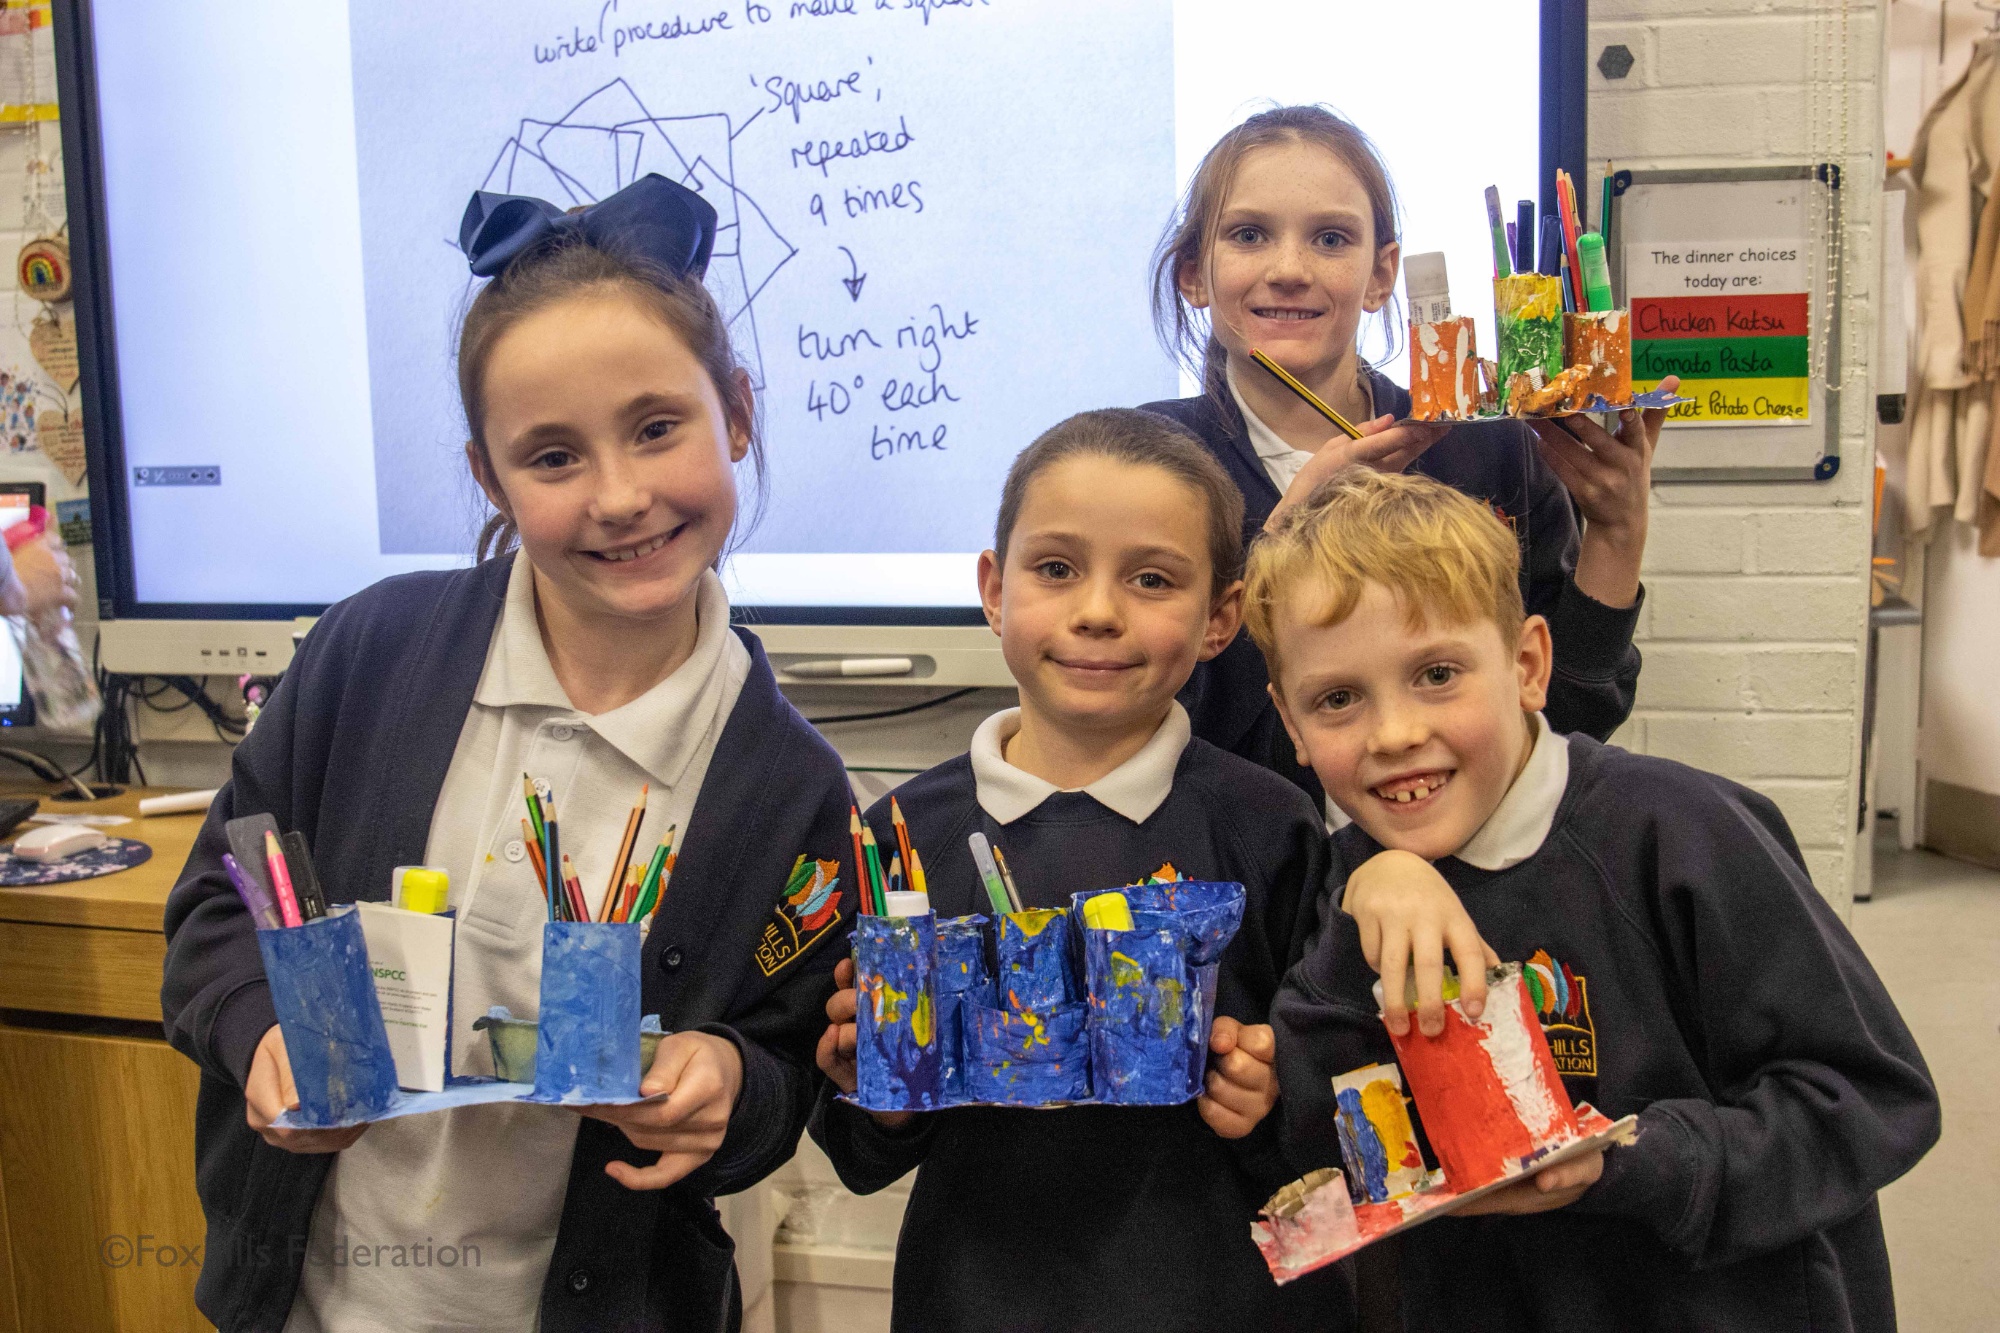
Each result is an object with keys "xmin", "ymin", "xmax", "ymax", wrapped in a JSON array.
[{"xmin": 222, "ymin": 852, "xmax": 284, "ymax": 929}]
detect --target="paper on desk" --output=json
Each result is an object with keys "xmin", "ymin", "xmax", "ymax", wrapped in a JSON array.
[{"xmin": 28, "ymin": 812, "xmax": 131, "ymax": 827}]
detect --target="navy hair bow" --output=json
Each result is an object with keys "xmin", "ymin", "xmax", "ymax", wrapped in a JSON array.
[{"xmin": 458, "ymin": 173, "xmax": 718, "ymax": 280}]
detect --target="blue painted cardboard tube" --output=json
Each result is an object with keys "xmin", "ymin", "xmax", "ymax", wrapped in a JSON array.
[
  {"xmin": 531, "ymin": 921, "xmax": 642, "ymax": 1103},
  {"xmin": 964, "ymin": 999, "xmax": 1090, "ymax": 1104},
  {"xmin": 932, "ymin": 914, "xmax": 991, "ymax": 1103},
  {"xmin": 852, "ymin": 913, "xmax": 943, "ymax": 1111},
  {"xmin": 995, "ymin": 908, "xmax": 1077, "ymax": 1012},
  {"xmin": 1082, "ymin": 923, "xmax": 1195, "ymax": 1104},
  {"xmin": 1070, "ymin": 880, "xmax": 1245, "ymax": 966},
  {"xmin": 257, "ymin": 907, "xmax": 399, "ymax": 1127}
]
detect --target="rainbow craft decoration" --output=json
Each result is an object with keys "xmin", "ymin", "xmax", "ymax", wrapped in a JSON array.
[
  {"xmin": 846, "ymin": 880, "xmax": 1245, "ymax": 1111},
  {"xmin": 1252, "ymin": 963, "xmax": 1638, "ymax": 1284}
]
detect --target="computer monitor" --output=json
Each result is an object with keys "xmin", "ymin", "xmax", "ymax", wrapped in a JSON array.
[
  {"xmin": 59, "ymin": 0, "xmax": 1583, "ymax": 679},
  {"xmin": 0, "ymin": 481, "xmax": 43, "ymax": 726}
]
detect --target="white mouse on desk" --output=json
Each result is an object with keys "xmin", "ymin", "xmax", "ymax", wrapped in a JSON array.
[{"xmin": 12, "ymin": 823, "xmax": 109, "ymax": 862}]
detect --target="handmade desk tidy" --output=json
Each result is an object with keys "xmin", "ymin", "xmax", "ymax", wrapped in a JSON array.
[
  {"xmin": 1494, "ymin": 272, "xmax": 1564, "ymax": 413},
  {"xmin": 932, "ymin": 913, "xmax": 992, "ymax": 1100},
  {"xmin": 1402, "ymin": 178, "xmax": 1681, "ymax": 423},
  {"xmin": 851, "ymin": 910, "xmax": 945, "ymax": 1110},
  {"xmin": 965, "ymin": 907, "xmax": 1090, "ymax": 1104},
  {"xmin": 1252, "ymin": 962, "xmax": 1638, "ymax": 1283},
  {"xmin": 1071, "ymin": 879, "xmax": 1242, "ymax": 1104},
  {"xmin": 528, "ymin": 919, "xmax": 643, "ymax": 1103},
  {"xmin": 1383, "ymin": 962, "xmax": 1580, "ymax": 1190},
  {"xmin": 1563, "ymin": 309, "xmax": 1633, "ymax": 409},
  {"xmin": 1403, "ymin": 250, "xmax": 1492, "ymax": 422},
  {"xmin": 257, "ymin": 905, "xmax": 400, "ymax": 1127}
]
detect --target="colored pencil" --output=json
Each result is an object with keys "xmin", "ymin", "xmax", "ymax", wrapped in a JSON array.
[
  {"xmin": 649, "ymin": 849, "xmax": 678, "ymax": 922},
  {"xmin": 521, "ymin": 773, "xmax": 546, "ymax": 845},
  {"xmin": 890, "ymin": 797, "xmax": 917, "ymax": 890},
  {"xmin": 908, "ymin": 845, "xmax": 929, "ymax": 897},
  {"xmin": 860, "ymin": 824, "xmax": 889, "ymax": 916},
  {"xmin": 561, "ymin": 854, "xmax": 588, "ymax": 924},
  {"xmin": 848, "ymin": 807, "xmax": 871, "ymax": 914},
  {"xmin": 993, "ymin": 846, "xmax": 1024, "ymax": 913},
  {"xmin": 630, "ymin": 826, "xmax": 675, "ymax": 923},
  {"xmin": 1557, "ymin": 171, "xmax": 1584, "ymax": 311},
  {"xmin": 602, "ymin": 783, "xmax": 648, "ymax": 921},
  {"xmin": 889, "ymin": 853, "xmax": 904, "ymax": 897},
  {"xmin": 544, "ymin": 800, "xmax": 564, "ymax": 921},
  {"xmin": 1248, "ymin": 349, "xmax": 1363, "ymax": 439},
  {"xmin": 1600, "ymin": 161, "xmax": 1615, "ymax": 239},
  {"xmin": 522, "ymin": 816, "xmax": 549, "ymax": 884},
  {"xmin": 263, "ymin": 830, "xmax": 303, "ymax": 927}
]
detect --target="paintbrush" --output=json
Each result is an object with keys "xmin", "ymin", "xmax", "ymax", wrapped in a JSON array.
[
  {"xmin": 992, "ymin": 846, "xmax": 1024, "ymax": 913},
  {"xmin": 1248, "ymin": 349, "xmax": 1363, "ymax": 440}
]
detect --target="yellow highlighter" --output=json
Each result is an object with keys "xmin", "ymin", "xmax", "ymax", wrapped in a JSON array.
[{"xmin": 1081, "ymin": 891, "xmax": 1134, "ymax": 932}]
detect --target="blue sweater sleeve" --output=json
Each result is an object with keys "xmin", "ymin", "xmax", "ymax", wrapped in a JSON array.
[{"xmin": 1567, "ymin": 777, "xmax": 1940, "ymax": 1266}]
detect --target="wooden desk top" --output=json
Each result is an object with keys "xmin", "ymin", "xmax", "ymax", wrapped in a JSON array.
[{"xmin": 0, "ymin": 788, "xmax": 202, "ymax": 934}]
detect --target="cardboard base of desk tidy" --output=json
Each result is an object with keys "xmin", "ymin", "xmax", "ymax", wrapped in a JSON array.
[
  {"xmin": 1403, "ymin": 385, "xmax": 1688, "ymax": 424},
  {"xmin": 270, "ymin": 1079, "xmax": 667, "ymax": 1130},
  {"xmin": 1253, "ymin": 1108, "xmax": 1639, "ymax": 1283}
]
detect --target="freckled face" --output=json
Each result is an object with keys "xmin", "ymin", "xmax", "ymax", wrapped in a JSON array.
[
  {"xmin": 472, "ymin": 293, "xmax": 748, "ymax": 629},
  {"xmin": 978, "ymin": 456, "xmax": 1240, "ymax": 739},
  {"xmin": 1182, "ymin": 139, "xmax": 1399, "ymax": 385},
  {"xmin": 1269, "ymin": 580, "xmax": 1548, "ymax": 861}
]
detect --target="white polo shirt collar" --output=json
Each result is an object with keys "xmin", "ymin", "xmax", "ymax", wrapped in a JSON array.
[{"xmin": 969, "ymin": 702, "xmax": 1191, "ymax": 825}]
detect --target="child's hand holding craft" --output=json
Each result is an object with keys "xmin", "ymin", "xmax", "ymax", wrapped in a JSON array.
[
  {"xmin": 1528, "ymin": 372, "xmax": 1677, "ymax": 611},
  {"xmin": 1344, "ymin": 850, "xmax": 1499, "ymax": 1039},
  {"xmin": 1198, "ymin": 1017, "xmax": 1278, "ymax": 1139},
  {"xmin": 244, "ymin": 1025, "xmax": 369, "ymax": 1154},
  {"xmin": 584, "ymin": 1031, "xmax": 744, "ymax": 1190},
  {"xmin": 815, "ymin": 957, "xmax": 913, "ymax": 1129},
  {"xmin": 1452, "ymin": 1147, "xmax": 1605, "ymax": 1217}
]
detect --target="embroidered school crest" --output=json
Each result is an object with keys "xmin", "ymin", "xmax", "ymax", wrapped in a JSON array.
[
  {"xmin": 754, "ymin": 856, "xmax": 843, "ymax": 978},
  {"xmin": 1524, "ymin": 948, "xmax": 1597, "ymax": 1078}
]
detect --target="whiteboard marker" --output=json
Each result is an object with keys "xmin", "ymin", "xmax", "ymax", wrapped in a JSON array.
[{"xmin": 783, "ymin": 657, "xmax": 915, "ymax": 679}]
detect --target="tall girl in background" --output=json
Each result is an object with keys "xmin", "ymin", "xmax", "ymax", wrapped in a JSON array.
[
  {"xmin": 161, "ymin": 177, "xmax": 854, "ymax": 1333},
  {"xmin": 1146, "ymin": 106, "xmax": 1676, "ymax": 801}
]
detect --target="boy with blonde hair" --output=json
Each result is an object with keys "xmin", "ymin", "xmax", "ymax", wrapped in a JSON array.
[{"xmin": 1256, "ymin": 468, "xmax": 1938, "ymax": 1330}]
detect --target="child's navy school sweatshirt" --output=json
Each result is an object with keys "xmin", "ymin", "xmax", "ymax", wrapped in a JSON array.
[
  {"xmin": 1143, "ymin": 366, "xmax": 1643, "ymax": 802},
  {"xmin": 1272, "ymin": 733, "xmax": 1939, "ymax": 1332},
  {"xmin": 810, "ymin": 716, "xmax": 1353, "ymax": 1332},
  {"xmin": 160, "ymin": 557, "xmax": 854, "ymax": 1333}
]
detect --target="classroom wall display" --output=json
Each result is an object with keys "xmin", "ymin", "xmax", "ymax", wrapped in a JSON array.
[
  {"xmin": 1610, "ymin": 167, "xmax": 1843, "ymax": 481},
  {"xmin": 67, "ymin": 0, "xmax": 1549, "ymax": 614}
]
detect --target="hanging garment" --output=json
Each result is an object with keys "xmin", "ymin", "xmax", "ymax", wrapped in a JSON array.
[{"xmin": 1907, "ymin": 43, "xmax": 1997, "ymax": 537}]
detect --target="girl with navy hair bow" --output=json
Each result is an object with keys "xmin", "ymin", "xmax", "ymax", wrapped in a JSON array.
[{"xmin": 162, "ymin": 175, "xmax": 856, "ymax": 1333}]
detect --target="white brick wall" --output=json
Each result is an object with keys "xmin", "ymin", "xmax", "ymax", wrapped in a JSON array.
[{"xmin": 1594, "ymin": 0, "xmax": 1882, "ymax": 912}]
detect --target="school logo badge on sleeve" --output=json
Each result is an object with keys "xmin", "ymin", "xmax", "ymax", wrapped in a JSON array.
[
  {"xmin": 1524, "ymin": 948, "xmax": 1597, "ymax": 1079},
  {"xmin": 755, "ymin": 856, "xmax": 844, "ymax": 978}
]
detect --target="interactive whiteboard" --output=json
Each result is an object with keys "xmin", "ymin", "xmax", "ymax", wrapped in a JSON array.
[{"xmin": 67, "ymin": 0, "xmax": 1545, "ymax": 614}]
